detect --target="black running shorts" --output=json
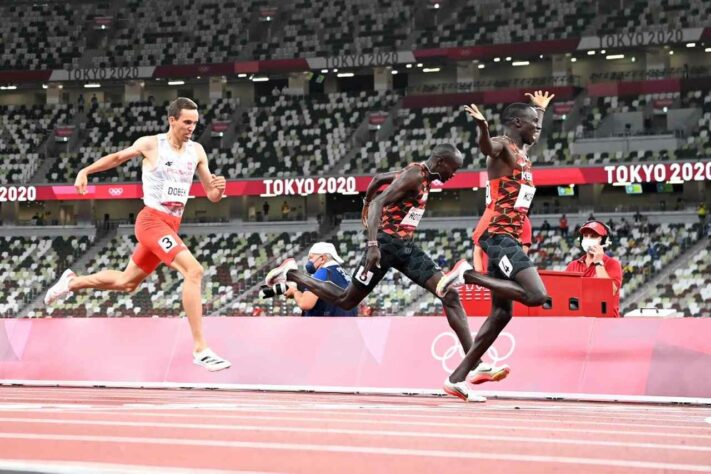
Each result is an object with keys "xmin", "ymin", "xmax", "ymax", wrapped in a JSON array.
[
  {"xmin": 352, "ymin": 232, "xmax": 440, "ymax": 291},
  {"xmin": 480, "ymin": 231, "xmax": 534, "ymax": 280}
]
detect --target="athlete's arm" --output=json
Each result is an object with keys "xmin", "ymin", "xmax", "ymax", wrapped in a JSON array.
[
  {"xmin": 362, "ymin": 170, "xmax": 398, "ymax": 228},
  {"xmin": 74, "ymin": 136, "xmax": 151, "ymax": 194},
  {"xmin": 363, "ymin": 167, "xmax": 421, "ymax": 273},
  {"xmin": 194, "ymin": 143, "xmax": 226, "ymax": 203},
  {"xmin": 464, "ymin": 104, "xmax": 504, "ymax": 159}
]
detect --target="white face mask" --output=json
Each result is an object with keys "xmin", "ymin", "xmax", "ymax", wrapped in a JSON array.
[{"xmin": 581, "ymin": 237, "xmax": 601, "ymax": 253}]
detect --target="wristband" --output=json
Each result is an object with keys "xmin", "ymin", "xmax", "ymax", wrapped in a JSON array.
[
  {"xmin": 367, "ymin": 240, "xmax": 379, "ymax": 248},
  {"xmin": 534, "ymin": 106, "xmax": 546, "ymax": 112}
]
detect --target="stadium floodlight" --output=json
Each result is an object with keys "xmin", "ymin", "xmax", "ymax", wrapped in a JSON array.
[
  {"xmin": 422, "ymin": 67, "xmax": 441, "ymax": 73},
  {"xmin": 238, "ymin": 73, "xmax": 247, "ymax": 78},
  {"xmin": 406, "ymin": 64, "xmax": 413, "ymax": 68},
  {"xmin": 320, "ymin": 69, "xmax": 328, "ymax": 73},
  {"xmin": 391, "ymin": 70, "xmax": 398, "ymax": 74},
  {"xmin": 251, "ymin": 76, "xmax": 269, "ymax": 82},
  {"xmin": 587, "ymin": 50, "xmax": 596, "ymax": 55},
  {"xmin": 337, "ymin": 72, "xmax": 354, "ymax": 78},
  {"xmin": 84, "ymin": 83, "xmax": 101, "ymax": 88},
  {"xmin": 606, "ymin": 54, "xmax": 624, "ymax": 60},
  {"xmin": 493, "ymin": 57, "xmax": 501, "ymax": 62},
  {"xmin": 416, "ymin": 63, "xmax": 423, "ymax": 67},
  {"xmin": 669, "ymin": 50, "xmax": 674, "ymax": 55},
  {"xmin": 512, "ymin": 61, "xmax": 529, "ymax": 66},
  {"xmin": 478, "ymin": 64, "xmax": 485, "ymax": 69},
  {"xmin": 706, "ymin": 47, "xmax": 711, "ymax": 52},
  {"xmin": 168, "ymin": 80, "xmax": 185, "ymax": 86},
  {"xmin": 505, "ymin": 57, "xmax": 512, "ymax": 61},
  {"xmin": 0, "ymin": 85, "xmax": 17, "ymax": 90},
  {"xmin": 686, "ymin": 43, "xmax": 696, "ymax": 48},
  {"xmin": 570, "ymin": 58, "xmax": 577, "ymax": 62}
]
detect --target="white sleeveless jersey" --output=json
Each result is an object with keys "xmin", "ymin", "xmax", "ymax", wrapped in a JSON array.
[{"xmin": 142, "ymin": 133, "xmax": 199, "ymax": 217}]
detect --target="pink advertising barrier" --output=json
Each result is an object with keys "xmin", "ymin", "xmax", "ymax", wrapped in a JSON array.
[{"xmin": 1, "ymin": 317, "xmax": 710, "ymax": 401}]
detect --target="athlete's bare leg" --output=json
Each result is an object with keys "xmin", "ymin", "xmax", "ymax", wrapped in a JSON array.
[
  {"xmin": 423, "ymin": 272, "xmax": 473, "ymax": 354},
  {"xmin": 68, "ymin": 259, "xmax": 148, "ymax": 293},
  {"xmin": 462, "ymin": 267, "xmax": 548, "ymax": 307},
  {"xmin": 170, "ymin": 249, "xmax": 208, "ymax": 353},
  {"xmin": 448, "ymin": 267, "xmax": 545, "ymax": 382},
  {"xmin": 286, "ymin": 269, "xmax": 370, "ymax": 310},
  {"xmin": 449, "ymin": 294, "xmax": 512, "ymax": 383}
]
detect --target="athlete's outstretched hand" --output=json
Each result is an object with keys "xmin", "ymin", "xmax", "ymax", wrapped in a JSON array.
[
  {"xmin": 363, "ymin": 246, "xmax": 381, "ymax": 275},
  {"xmin": 74, "ymin": 170, "xmax": 88, "ymax": 195},
  {"xmin": 464, "ymin": 104, "xmax": 487, "ymax": 126},
  {"xmin": 525, "ymin": 90, "xmax": 555, "ymax": 110},
  {"xmin": 210, "ymin": 174, "xmax": 226, "ymax": 194},
  {"xmin": 361, "ymin": 202, "xmax": 369, "ymax": 229}
]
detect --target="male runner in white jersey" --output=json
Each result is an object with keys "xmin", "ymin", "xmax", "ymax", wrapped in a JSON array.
[{"xmin": 44, "ymin": 97, "xmax": 230, "ymax": 371}]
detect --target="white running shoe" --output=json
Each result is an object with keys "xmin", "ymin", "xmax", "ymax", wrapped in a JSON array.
[
  {"xmin": 467, "ymin": 362, "xmax": 511, "ymax": 385},
  {"xmin": 193, "ymin": 348, "xmax": 231, "ymax": 372},
  {"xmin": 443, "ymin": 378, "xmax": 486, "ymax": 403},
  {"xmin": 436, "ymin": 259, "xmax": 473, "ymax": 298},
  {"xmin": 264, "ymin": 258, "xmax": 298, "ymax": 286},
  {"xmin": 44, "ymin": 269, "xmax": 76, "ymax": 306}
]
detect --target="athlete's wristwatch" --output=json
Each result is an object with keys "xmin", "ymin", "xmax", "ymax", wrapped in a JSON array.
[
  {"xmin": 593, "ymin": 262, "xmax": 604, "ymax": 267},
  {"xmin": 367, "ymin": 240, "xmax": 379, "ymax": 248}
]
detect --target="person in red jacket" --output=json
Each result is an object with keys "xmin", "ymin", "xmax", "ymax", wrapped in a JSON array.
[{"xmin": 565, "ymin": 220, "xmax": 623, "ymax": 316}]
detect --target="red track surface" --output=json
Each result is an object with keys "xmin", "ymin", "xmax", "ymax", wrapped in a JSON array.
[{"xmin": 0, "ymin": 387, "xmax": 709, "ymax": 473}]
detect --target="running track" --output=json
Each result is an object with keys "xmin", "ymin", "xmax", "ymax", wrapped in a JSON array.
[{"xmin": 0, "ymin": 387, "xmax": 709, "ymax": 473}]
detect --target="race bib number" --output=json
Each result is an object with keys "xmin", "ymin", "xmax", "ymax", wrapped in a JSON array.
[
  {"xmin": 355, "ymin": 266, "xmax": 374, "ymax": 286},
  {"xmin": 401, "ymin": 207, "xmax": 425, "ymax": 228},
  {"xmin": 513, "ymin": 184, "xmax": 536, "ymax": 210},
  {"xmin": 160, "ymin": 181, "xmax": 190, "ymax": 206},
  {"xmin": 158, "ymin": 234, "xmax": 178, "ymax": 253}
]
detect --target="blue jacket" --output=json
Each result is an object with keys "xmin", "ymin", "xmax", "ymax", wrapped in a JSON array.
[{"xmin": 303, "ymin": 264, "xmax": 357, "ymax": 317}]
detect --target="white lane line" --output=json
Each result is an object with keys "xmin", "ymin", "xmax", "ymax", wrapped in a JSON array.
[
  {"xmin": 2, "ymin": 389, "xmax": 710, "ymax": 416},
  {"xmin": 1, "ymin": 392, "xmax": 709, "ymax": 418},
  {"xmin": 0, "ymin": 432, "xmax": 710, "ymax": 472},
  {"xmin": 0, "ymin": 459, "xmax": 272, "ymax": 474},
  {"xmin": 3, "ymin": 381, "xmax": 710, "ymax": 406},
  {"xmin": 0, "ymin": 400, "xmax": 707, "ymax": 428},
  {"xmin": 706, "ymin": 417, "xmax": 711, "ymax": 425},
  {"xmin": 20, "ymin": 404, "xmax": 710, "ymax": 432},
  {"xmin": 1, "ymin": 417, "xmax": 710, "ymax": 453},
  {"xmin": 2, "ymin": 411, "xmax": 711, "ymax": 442}
]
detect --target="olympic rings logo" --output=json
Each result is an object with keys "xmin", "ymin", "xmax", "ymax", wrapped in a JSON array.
[
  {"xmin": 108, "ymin": 187, "xmax": 124, "ymax": 196},
  {"xmin": 430, "ymin": 331, "xmax": 516, "ymax": 374}
]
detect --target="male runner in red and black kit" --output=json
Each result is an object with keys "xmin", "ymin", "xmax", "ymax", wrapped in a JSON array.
[
  {"xmin": 265, "ymin": 144, "xmax": 487, "ymax": 402},
  {"xmin": 437, "ymin": 91, "xmax": 554, "ymax": 390}
]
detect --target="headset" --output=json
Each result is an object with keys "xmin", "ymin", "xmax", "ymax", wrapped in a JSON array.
[{"xmin": 578, "ymin": 220, "xmax": 612, "ymax": 247}]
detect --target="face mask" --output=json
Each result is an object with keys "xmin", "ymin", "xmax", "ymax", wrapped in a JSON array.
[
  {"xmin": 305, "ymin": 260, "xmax": 317, "ymax": 274},
  {"xmin": 581, "ymin": 237, "xmax": 601, "ymax": 253}
]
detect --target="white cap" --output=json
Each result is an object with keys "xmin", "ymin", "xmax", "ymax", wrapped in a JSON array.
[{"xmin": 308, "ymin": 242, "xmax": 344, "ymax": 264}]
